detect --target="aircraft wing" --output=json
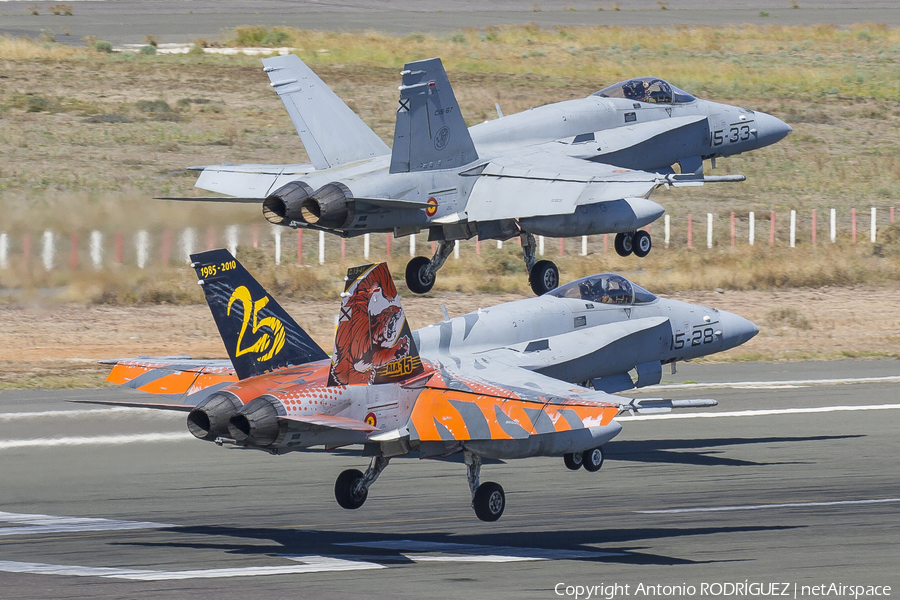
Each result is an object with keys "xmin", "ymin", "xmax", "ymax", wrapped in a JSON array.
[
  {"xmin": 573, "ymin": 114, "xmax": 710, "ymax": 166},
  {"xmin": 402, "ymin": 360, "xmax": 715, "ymax": 446},
  {"xmin": 475, "ymin": 316, "xmax": 670, "ymax": 376},
  {"xmin": 463, "ymin": 147, "xmax": 740, "ymax": 222}
]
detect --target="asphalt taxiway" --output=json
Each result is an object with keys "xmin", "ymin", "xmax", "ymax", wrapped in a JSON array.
[
  {"xmin": 0, "ymin": 359, "xmax": 898, "ymax": 599},
  {"xmin": 3, "ymin": 1, "xmax": 900, "ymax": 46}
]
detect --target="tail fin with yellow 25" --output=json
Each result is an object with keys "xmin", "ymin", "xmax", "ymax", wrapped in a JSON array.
[{"xmin": 191, "ymin": 249, "xmax": 328, "ymax": 379}]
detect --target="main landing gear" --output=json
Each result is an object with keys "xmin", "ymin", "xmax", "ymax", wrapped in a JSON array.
[
  {"xmin": 614, "ymin": 231, "xmax": 651, "ymax": 258},
  {"xmin": 334, "ymin": 452, "xmax": 507, "ymax": 522},
  {"xmin": 563, "ymin": 446, "xmax": 604, "ymax": 473},
  {"xmin": 403, "ymin": 230, "xmax": 652, "ymax": 297},
  {"xmin": 520, "ymin": 231, "xmax": 560, "ymax": 296},
  {"xmin": 405, "ymin": 240, "xmax": 454, "ymax": 295},
  {"xmin": 334, "ymin": 456, "xmax": 390, "ymax": 510},
  {"xmin": 466, "ymin": 450, "xmax": 505, "ymax": 522}
]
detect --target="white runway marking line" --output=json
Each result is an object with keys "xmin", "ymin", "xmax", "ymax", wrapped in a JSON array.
[
  {"xmin": 647, "ymin": 375, "xmax": 900, "ymax": 391},
  {"xmin": 0, "ymin": 557, "xmax": 384, "ymax": 580},
  {"xmin": 636, "ymin": 498, "xmax": 900, "ymax": 515},
  {"xmin": 338, "ymin": 540, "xmax": 625, "ymax": 562},
  {"xmin": 617, "ymin": 403, "xmax": 900, "ymax": 422},
  {"xmin": 0, "ymin": 432, "xmax": 193, "ymax": 450},
  {"xmin": 0, "ymin": 511, "xmax": 173, "ymax": 537},
  {"xmin": 0, "ymin": 407, "xmax": 183, "ymax": 421}
]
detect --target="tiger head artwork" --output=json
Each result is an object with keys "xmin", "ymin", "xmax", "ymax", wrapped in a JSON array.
[{"xmin": 328, "ymin": 263, "xmax": 424, "ymax": 386}]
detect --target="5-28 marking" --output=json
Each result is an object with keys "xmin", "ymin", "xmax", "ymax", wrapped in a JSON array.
[{"xmin": 673, "ymin": 327, "xmax": 716, "ymax": 349}]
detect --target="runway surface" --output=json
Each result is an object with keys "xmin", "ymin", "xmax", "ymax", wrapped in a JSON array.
[
  {"xmin": 3, "ymin": 1, "xmax": 900, "ymax": 46},
  {"xmin": 0, "ymin": 359, "xmax": 898, "ymax": 599}
]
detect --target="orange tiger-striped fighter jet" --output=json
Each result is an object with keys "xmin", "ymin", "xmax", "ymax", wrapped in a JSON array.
[{"xmin": 88, "ymin": 249, "xmax": 717, "ymax": 521}]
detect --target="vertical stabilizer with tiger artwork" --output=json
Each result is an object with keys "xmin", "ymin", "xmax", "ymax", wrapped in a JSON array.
[{"xmin": 328, "ymin": 263, "xmax": 425, "ymax": 386}]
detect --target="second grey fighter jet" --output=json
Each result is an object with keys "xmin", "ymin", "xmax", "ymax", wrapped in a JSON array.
[
  {"xmin": 175, "ymin": 56, "xmax": 791, "ymax": 295},
  {"xmin": 415, "ymin": 271, "xmax": 759, "ymax": 396}
]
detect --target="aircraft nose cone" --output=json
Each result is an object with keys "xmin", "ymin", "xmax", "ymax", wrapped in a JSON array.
[
  {"xmin": 718, "ymin": 310, "xmax": 759, "ymax": 349},
  {"xmin": 754, "ymin": 111, "xmax": 792, "ymax": 147}
]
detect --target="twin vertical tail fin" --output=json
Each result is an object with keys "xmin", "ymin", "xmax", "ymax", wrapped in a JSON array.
[
  {"xmin": 191, "ymin": 249, "xmax": 328, "ymax": 380},
  {"xmin": 262, "ymin": 54, "xmax": 391, "ymax": 170},
  {"xmin": 390, "ymin": 57, "xmax": 478, "ymax": 174},
  {"xmin": 328, "ymin": 263, "xmax": 424, "ymax": 386}
]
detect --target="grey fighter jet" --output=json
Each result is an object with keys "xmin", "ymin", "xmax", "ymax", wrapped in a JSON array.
[
  {"xmin": 174, "ymin": 56, "xmax": 791, "ymax": 295},
  {"xmin": 415, "ymin": 272, "xmax": 759, "ymax": 396}
]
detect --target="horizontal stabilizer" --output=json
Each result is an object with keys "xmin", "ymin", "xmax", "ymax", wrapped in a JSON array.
[
  {"xmin": 193, "ymin": 163, "xmax": 314, "ymax": 199},
  {"xmin": 278, "ymin": 414, "xmax": 379, "ymax": 432},
  {"xmin": 156, "ymin": 197, "xmax": 264, "ymax": 203},
  {"xmin": 69, "ymin": 399, "xmax": 194, "ymax": 412},
  {"xmin": 262, "ymin": 54, "xmax": 390, "ymax": 170},
  {"xmin": 104, "ymin": 358, "xmax": 236, "ymax": 398},
  {"xmin": 99, "ymin": 355, "xmax": 193, "ymax": 365}
]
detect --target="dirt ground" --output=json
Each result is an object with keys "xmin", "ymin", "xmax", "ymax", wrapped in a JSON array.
[{"xmin": 2, "ymin": 285, "xmax": 898, "ymax": 389}]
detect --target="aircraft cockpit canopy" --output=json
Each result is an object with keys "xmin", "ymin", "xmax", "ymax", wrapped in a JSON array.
[
  {"xmin": 546, "ymin": 273, "xmax": 657, "ymax": 305},
  {"xmin": 593, "ymin": 77, "xmax": 696, "ymax": 104}
]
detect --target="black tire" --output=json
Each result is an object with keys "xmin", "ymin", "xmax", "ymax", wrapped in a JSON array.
[
  {"xmin": 633, "ymin": 230, "xmax": 652, "ymax": 258},
  {"xmin": 564, "ymin": 452, "xmax": 583, "ymax": 471},
  {"xmin": 405, "ymin": 256, "xmax": 435, "ymax": 294},
  {"xmin": 473, "ymin": 481, "xmax": 506, "ymax": 522},
  {"xmin": 583, "ymin": 447, "xmax": 604, "ymax": 472},
  {"xmin": 334, "ymin": 469, "xmax": 368, "ymax": 509},
  {"xmin": 614, "ymin": 232, "xmax": 633, "ymax": 257},
  {"xmin": 529, "ymin": 260, "xmax": 560, "ymax": 296}
]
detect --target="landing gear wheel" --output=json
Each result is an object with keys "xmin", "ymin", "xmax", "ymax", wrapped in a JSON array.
[
  {"xmin": 582, "ymin": 447, "xmax": 604, "ymax": 473},
  {"xmin": 473, "ymin": 481, "xmax": 506, "ymax": 522},
  {"xmin": 405, "ymin": 256, "xmax": 435, "ymax": 294},
  {"xmin": 633, "ymin": 230, "xmax": 652, "ymax": 258},
  {"xmin": 529, "ymin": 260, "xmax": 560, "ymax": 296},
  {"xmin": 614, "ymin": 232, "xmax": 633, "ymax": 257},
  {"xmin": 334, "ymin": 469, "xmax": 368, "ymax": 509},
  {"xmin": 564, "ymin": 452, "xmax": 584, "ymax": 471}
]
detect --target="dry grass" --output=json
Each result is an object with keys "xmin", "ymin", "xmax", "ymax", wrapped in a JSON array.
[
  {"xmin": 222, "ymin": 24, "xmax": 900, "ymax": 99},
  {"xmin": 1, "ymin": 28, "xmax": 899, "ymax": 302},
  {"xmin": 2, "ymin": 235, "xmax": 898, "ymax": 305}
]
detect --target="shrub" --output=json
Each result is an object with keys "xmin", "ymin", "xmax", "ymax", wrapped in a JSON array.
[
  {"xmin": 83, "ymin": 113, "xmax": 133, "ymax": 123},
  {"xmin": 262, "ymin": 30, "xmax": 290, "ymax": 47},
  {"xmin": 139, "ymin": 44, "xmax": 157, "ymax": 55},
  {"xmin": 93, "ymin": 40, "xmax": 113, "ymax": 53},
  {"xmin": 26, "ymin": 95, "xmax": 51, "ymax": 112},
  {"xmin": 765, "ymin": 307, "xmax": 812, "ymax": 330},
  {"xmin": 48, "ymin": 4, "xmax": 73, "ymax": 16},
  {"xmin": 135, "ymin": 99, "xmax": 171, "ymax": 113}
]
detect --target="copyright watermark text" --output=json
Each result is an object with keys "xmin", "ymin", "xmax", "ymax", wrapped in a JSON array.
[{"xmin": 553, "ymin": 581, "xmax": 892, "ymax": 600}]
